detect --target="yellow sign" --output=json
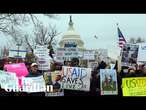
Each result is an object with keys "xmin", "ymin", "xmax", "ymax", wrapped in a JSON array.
[{"xmin": 122, "ymin": 77, "xmax": 146, "ymax": 96}]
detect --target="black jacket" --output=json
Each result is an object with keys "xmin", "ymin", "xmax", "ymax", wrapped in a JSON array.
[{"xmin": 89, "ymin": 71, "xmax": 100, "ymax": 96}]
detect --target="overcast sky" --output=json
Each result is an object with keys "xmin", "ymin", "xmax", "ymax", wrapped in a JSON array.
[{"xmin": 1, "ymin": 14, "xmax": 146, "ymax": 59}]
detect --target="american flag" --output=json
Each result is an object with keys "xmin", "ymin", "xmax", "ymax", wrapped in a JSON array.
[{"xmin": 117, "ymin": 26, "xmax": 126, "ymax": 48}]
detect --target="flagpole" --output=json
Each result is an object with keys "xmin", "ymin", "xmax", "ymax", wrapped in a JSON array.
[
  {"xmin": 117, "ymin": 23, "xmax": 127, "ymax": 72},
  {"xmin": 116, "ymin": 23, "xmax": 121, "ymax": 73},
  {"xmin": 116, "ymin": 23, "xmax": 122, "ymax": 56}
]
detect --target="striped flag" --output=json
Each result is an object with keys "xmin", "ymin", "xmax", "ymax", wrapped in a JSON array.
[{"xmin": 117, "ymin": 26, "xmax": 126, "ymax": 48}]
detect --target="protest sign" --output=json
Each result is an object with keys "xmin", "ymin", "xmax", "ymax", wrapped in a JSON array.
[
  {"xmin": 100, "ymin": 69, "xmax": 118, "ymax": 95},
  {"xmin": 55, "ymin": 48, "xmax": 65, "ymax": 62},
  {"xmin": 55, "ymin": 47, "xmax": 78, "ymax": 62},
  {"xmin": 34, "ymin": 45, "xmax": 51, "ymax": 70},
  {"xmin": 9, "ymin": 48, "xmax": 28, "ymax": 58},
  {"xmin": 4, "ymin": 63, "xmax": 29, "ymax": 77},
  {"xmin": 61, "ymin": 66, "xmax": 91, "ymax": 91},
  {"xmin": 122, "ymin": 77, "xmax": 146, "ymax": 96},
  {"xmin": 83, "ymin": 50, "xmax": 95, "ymax": 60},
  {"xmin": 45, "ymin": 71, "xmax": 64, "ymax": 96},
  {"xmin": 37, "ymin": 57, "xmax": 51, "ymax": 71},
  {"xmin": 121, "ymin": 44, "xmax": 139, "ymax": 67},
  {"xmin": 22, "ymin": 75, "xmax": 46, "ymax": 92},
  {"xmin": 34, "ymin": 45, "xmax": 49, "ymax": 58},
  {"xmin": 64, "ymin": 47, "xmax": 78, "ymax": 58},
  {"xmin": 78, "ymin": 50, "xmax": 84, "ymax": 58},
  {"xmin": 110, "ymin": 64, "xmax": 115, "ymax": 69},
  {"xmin": 0, "ymin": 70, "xmax": 18, "ymax": 91},
  {"xmin": 137, "ymin": 43, "xmax": 146, "ymax": 62}
]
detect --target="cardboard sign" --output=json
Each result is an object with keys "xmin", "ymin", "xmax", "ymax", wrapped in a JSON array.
[
  {"xmin": 137, "ymin": 43, "xmax": 146, "ymax": 62},
  {"xmin": 37, "ymin": 57, "xmax": 51, "ymax": 70},
  {"xmin": 34, "ymin": 45, "xmax": 51, "ymax": 70},
  {"xmin": 55, "ymin": 48, "xmax": 78, "ymax": 62},
  {"xmin": 9, "ymin": 49, "xmax": 27, "ymax": 58},
  {"xmin": 61, "ymin": 66, "xmax": 91, "ymax": 91},
  {"xmin": 122, "ymin": 77, "xmax": 146, "ymax": 96},
  {"xmin": 0, "ymin": 70, "xmax": 18, "ymax": 91},
  {"xmin": 45, "ymin": 71, "xmax": 64, "ymax": 96},
  {"xmin": 110, "ymin": 64, "xmax": 115, "ymax": 69},
  {"xmin": 83, "ymin": 50, "xmax": 95, "ymax": 60},
  {"xmin": 121, "ymin": 44, "xmax": 139, "ymax": 67},
  {"xmin": 4, "ymin": 63, "xmax": 29, "ymax": 77},
  {"xmin": 100, "ymin": 69, "xmax": 118, "ymax": 95},
  {"xmin": 22, "ymin": 75, "xmax": 46, "ymax": 92}
]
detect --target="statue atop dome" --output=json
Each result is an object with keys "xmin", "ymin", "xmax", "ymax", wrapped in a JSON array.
[
  {"xmin": 59, "ymin": 15, "xmax": 84, "ymax": 49},
  {"xmin": 68, "ymin": 15, "xmax": 74, "ymax": 31}
]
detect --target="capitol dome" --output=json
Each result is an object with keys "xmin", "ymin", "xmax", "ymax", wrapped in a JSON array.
[{"xmin": 59, "ymin": 16, "xmax": 84, "ymax": 49}]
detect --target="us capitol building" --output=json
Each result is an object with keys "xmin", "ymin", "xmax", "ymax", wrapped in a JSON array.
[
  {"xmin": 58, "ymin": 16, "xmax": 114, "ymax": 68},
  {"xmin": 59, "ymin": 16, "xmax": 84, "ymax": 50}
]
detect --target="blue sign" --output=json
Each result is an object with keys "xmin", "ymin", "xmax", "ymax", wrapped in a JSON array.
[{"xmin": 64, "ymin": 42, "xmax": 77, "ymax": 48}]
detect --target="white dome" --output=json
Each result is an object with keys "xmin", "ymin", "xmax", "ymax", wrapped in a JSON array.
[
  {"xmin": 59, "ymin": 16, "xmax": 84, "ymax": 49},
  {"xmin": 63, "ymin": 30, "xmax": 80, "ymax": 36}
]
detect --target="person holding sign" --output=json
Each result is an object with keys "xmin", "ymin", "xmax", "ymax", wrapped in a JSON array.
[
  {"xmin": 26, "ymin": 63, "xmax": 45, "ymax": 96},
  {"xmin": 26, "ymin": 63, "xmax": 42, "ymax": 77}
]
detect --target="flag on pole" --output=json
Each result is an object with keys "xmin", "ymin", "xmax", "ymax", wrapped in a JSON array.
[{"xmin": 117, "ymin": 24, "xmax": 126, "ymax": 48}]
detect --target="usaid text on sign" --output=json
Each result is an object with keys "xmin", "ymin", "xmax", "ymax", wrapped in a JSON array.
[{"xmin": 61, "ymin": 66, "xmax": 87, "ymax": 79}]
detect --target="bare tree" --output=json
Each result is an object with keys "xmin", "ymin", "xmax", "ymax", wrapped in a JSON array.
[
  {"xmin": 34, "ymin": 22, "xmax": 60, "ymax": 58},
  {"xmin": 8, "ymin": 26, "xmax": 24, "ymax": 45},
  {"xmin": 0, "ymin": 48, "xmax": 4, "ymax": 59},
  {"xmin": 34, "ymin": 22, "xmax": 60, "ymax": 47},
  {"xmin": 0, "ymin": 46, "xmax": 9, "ymax": 59},
  {"xmin": 0, "ymin": 14, "xmax": 33, "ymax": 35},
  {"xmin": 1, "ymin": 14, "xmax": 57, "ymax": 52},
  {"xmin": 34, "ymin": 22, "xmax": 48, "ymax": 46},
  {"xmin": 5, "ymin": 14, "xmax": 58, "ymax": 52},
  {"xmin": 22, "ymin": 22, "xmax": 60, "ymax": 57},
  {"xmin": 47, "ymin": 25, "xmax": 60, "ymax": 47},
  {"xmin": 0, "ymin": 14, "xmax": 57, "ymax": 35},
  {"xmin": 23, "ymin": 34, "xmax": 36, "ymax": 53},
  {"xmin": 0, "ymin": 14, "xmax": 58, "ymax": 62}
]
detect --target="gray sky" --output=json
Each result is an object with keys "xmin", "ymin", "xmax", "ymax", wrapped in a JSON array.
[{"xmin": 1, "ymin": 14, "xmax": 146, "ymax": 60}]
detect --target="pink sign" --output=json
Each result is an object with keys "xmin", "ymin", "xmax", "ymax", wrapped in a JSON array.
[
  {"xmin": 4, "ymin": 63, "xmax": 29, "ymax": 77},
  {"xmin": 4, "ymin": 63, "xmax": 29, "ymax": 88}
]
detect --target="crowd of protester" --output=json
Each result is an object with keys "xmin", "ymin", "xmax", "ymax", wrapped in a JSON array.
[{"xmin": 0, "ymin": 57, "xmax": 146, "ymax": 97}]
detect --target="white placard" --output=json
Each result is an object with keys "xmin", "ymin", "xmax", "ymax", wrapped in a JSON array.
[
  {"xmin": 61, "ymin": 66, "xmax": 91, "ymax": 91},
  {"xmin": 137, "ymin": 43, "xmax": 146, "ymax": 62},
  {"xmin": 34, "ymin": 45, "xmax": 51, "ymax": 70},
  {"xmin": 0, "ymin": 70, "xmax": 18, "ymax": 91},
  {"xmin": 22, "ymin": 75, "xmax": 46, "ymax": 92},
  {"xmin": 83, "ymin": 50, "xmax": 95, "ymax": 60}
]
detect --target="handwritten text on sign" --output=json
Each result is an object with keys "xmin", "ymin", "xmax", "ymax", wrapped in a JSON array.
[
  {"xmin": 61, "ymin": 66, "xmax": 91, "ymax": 91},
  {"xmin": 0, "ymin": 70, "xmax": 18, "ymax": 91},
  {"xmin": 122, "ymin": 77, "xmax": 146, "ymax": 96},
  {"xmin": 34, "ymin": 45, "xmax": 50, "ymax": 70},
  {"xmin": 22, "ymin": 75, "xmax": 46, "ymax": 92}
]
